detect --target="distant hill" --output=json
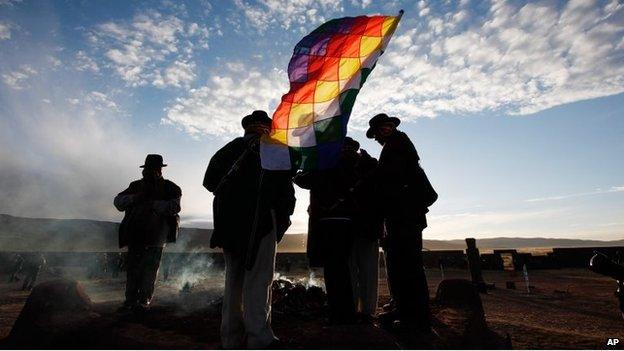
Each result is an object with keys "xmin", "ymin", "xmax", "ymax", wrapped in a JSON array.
[
  {"xmin": 281, "ymin": 234, "xmax": 624, "ymax": 252},
  {"xmin": 1, "ymin": 214, "xmax": 622, "ymax": 252}
]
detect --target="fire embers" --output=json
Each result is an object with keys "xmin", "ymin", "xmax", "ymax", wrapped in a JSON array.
[{"xmin": 271, "ymin": 278, "xmax": 327, "ymax": 318}]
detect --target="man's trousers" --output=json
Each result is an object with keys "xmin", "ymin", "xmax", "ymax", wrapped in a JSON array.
[
  {"xmin": 125, "ymin": 245, "xmax": 163, "ymax": 305},
  {"xmin": 221, "ymin": 228, "xmax": 277, "ymax": 349},
  {"xmin": 349, "ymin": 236, "xmax": 379, "ymax": 315},
  {"xmin": 384, "ymin": 217, "xmax": 431, "ymax": 329},
  {"xmin": 318, "ymin": 218, "xmax": 356, "ymax": 324}
]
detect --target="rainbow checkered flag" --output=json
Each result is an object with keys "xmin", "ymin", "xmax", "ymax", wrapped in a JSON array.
[{"xmin": 260, "ymin": 11, "xmax": 403, "ymax": 170}]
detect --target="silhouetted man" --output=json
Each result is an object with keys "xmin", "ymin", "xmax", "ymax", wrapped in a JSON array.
[
  {"xmin": 8, "ymin": 253, "xmax": 24, "ymax": 283},
  {"xmin": 114, "ymin": 154, "xmax": 182, "ymax": 312},
  {"xmin": 349, "ymin": 147, "xmax": 384, "ymax": 322},
  {"xmin": 294, "ymin": 137, "xmax": 363, "ymax": 324},
  {"xmin": 22, "ymin": 253, "xmax": 46, "ymax": 291},
  {"xmin": 204, "ymin": 110, "xmax": 295, "ymax": 349},
  {"xmin": 366, "ymin": 113, "xmax": 438, "ymax": 332}
]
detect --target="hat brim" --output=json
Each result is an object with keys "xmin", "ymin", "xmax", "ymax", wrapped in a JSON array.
[
  {"xmin": 365, "ymin": 117, "xmax": 400, "ymax": 138},
  {"xmin": 140, "ymin": 164, "xmax": 167, "ymax": 168}
]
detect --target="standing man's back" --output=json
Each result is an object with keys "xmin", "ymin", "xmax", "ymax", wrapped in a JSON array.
[{"xmin": 366, "ymin": 113, "xmax": 437, "ymax": 332}]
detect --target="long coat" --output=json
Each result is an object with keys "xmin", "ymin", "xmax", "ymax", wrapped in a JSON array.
[
  {"xmin": 114, "ymin": 178, "xmax": 182, "ymax": 248},
  {"xmin": 203, "ymin": 136, "xmax": 296, "ymax": 257},
  {"xmin": 375, "ymin": 130, "xmax": 437, "ymax": 228}
]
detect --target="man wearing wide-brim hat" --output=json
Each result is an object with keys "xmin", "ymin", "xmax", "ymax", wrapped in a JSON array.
[
  {"xmin": 114, "ymin": 154, "xmax": 182, "ymax": 312},
  {"xmin": 366, "ymin": 113, "xmax": 438, "ymax": 332},
  {"xmin": 203, "ymin": 110, "xmax": 296, "ymax": 349}
]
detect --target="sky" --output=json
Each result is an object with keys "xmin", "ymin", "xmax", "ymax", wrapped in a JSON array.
[{"xmin": 0, "ymin": 0, "xmax": 623, "ymax": 241}]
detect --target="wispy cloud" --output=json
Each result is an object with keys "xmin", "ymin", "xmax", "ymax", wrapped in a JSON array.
[
  {"xmin": 2, "ymin": 65, "xmax": 37, "ymax": 89},
  {"xmin": 87, "ymin": 10, "xmax": 208, "ymax": 88},
  {"xmin": 351, "ymin": 0, "xmax": 624, "ymax": 127},
  {"xmin": 526, "ymin": 186, "xmax": 624, "ymax": 202},
  {"xmin": 427, "ymin": 208, "xmax": 566, "ymax": 237},
  {"xmin": 163, "ymin": 62, "xmax": 287, "ymax": 137},
  {"xmin": 234, "ymin": 0, "xmax": 344, "ymax": 32},
  {"xmin": 0, "ymin": 22, "xmax": 12, "ymax": 40},
  {"xmin": 74, "ymin": 50, "xmax": 100, "ymax": 73}
]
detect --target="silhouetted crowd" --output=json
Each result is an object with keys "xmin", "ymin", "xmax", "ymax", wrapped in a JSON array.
[{"xmin": 112, "ymin": 110, "xmax": 437, "ymax": 349}]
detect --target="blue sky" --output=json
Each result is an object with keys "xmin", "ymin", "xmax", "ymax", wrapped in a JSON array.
[{"xmin": 0, "ymin": 0, "xmax": 622, "ymax": 240}]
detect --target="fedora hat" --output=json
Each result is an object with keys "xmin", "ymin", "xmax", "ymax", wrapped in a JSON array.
[
  {"xmin": 140, "ymin": 154, "xmax": 167, "ymax": 169},
  {"xmin": 241, "ymin": 110, "xmax": 272, "ymax": 129},
  {"xmin": 366, "ymin": 113, "xmax": 400, "ymax": 138}
]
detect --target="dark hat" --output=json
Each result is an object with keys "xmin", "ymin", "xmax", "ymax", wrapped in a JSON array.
[
  {"xmin": 140, "ymin": 154, "xmax": 167, "ymax": 169},
  {"xmin": 241, "ymin": 110, "xmax": 272, "ymax": 129},
  {"xmin": 343, "ymin": 136, "xmax": 360, "ymax": 150},
  {"xmin": 366, "ymin": 113, "xmax": 400, "ymax": 138}
]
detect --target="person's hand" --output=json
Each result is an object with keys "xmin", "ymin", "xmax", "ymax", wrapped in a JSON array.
[{"xmin": 133, "ymin": 191, "xmax": 147, "ymax": 204}]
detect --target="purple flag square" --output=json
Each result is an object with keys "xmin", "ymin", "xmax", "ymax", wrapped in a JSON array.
[{"xmin": 288, "ymin": 54, "xmax": 309, "ymax": 83}]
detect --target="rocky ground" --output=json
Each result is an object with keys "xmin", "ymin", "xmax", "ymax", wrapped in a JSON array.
[{"xmin": 0, "ymin": 268, "xmax": 622, "ymax": 349}]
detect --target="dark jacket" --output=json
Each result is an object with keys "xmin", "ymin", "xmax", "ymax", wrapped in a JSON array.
[
  {"xmin": 294, "ymin": 151, "xmax": 383, "ymax": 266},
  {"xmin": 351, "ymin": 150, "xmax": 384, "ymax": 240},
  {"xmin": 376, "ymin": 130, "xmax": 437, "ymax": 228},
  {"xmin": 115, "ymin": 178, "xmax": 182, "ymax": 248},
  {"xmin": 204, "ymin": 136, "xmax": 296, "ymax": 256}
]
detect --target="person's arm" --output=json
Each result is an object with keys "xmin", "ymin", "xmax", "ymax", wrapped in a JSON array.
[
  {"xmin": 153, "ymin": 197, "xmax": 181, "ymax": 215},
  {"xmin": 203, "ymin": 140, "xmax": 241, "ymax": 193},
  {"xmin": 114, "ymin": 182, "xmax": 139, "ymax": 211},
  {"xmin": 292, "ymin": 170, "xmax": 318, "ymax": 190},
  {"xmin": 153, "ymin": 182, "xmax": 182, "ymax": 215}
]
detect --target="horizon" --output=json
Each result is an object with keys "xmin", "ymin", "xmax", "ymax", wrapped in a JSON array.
[
  {"xmin": 0, "ymin": 0, "xmax": 623, "ymax": 241},
  {"xmin": 2, "ymin": 213, "xmax": 623, "ymax": 244}
]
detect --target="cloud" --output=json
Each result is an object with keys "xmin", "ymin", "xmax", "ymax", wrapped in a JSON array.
[
  {"xmin": 427, "ymin": 208, "xmax": 566, "ymax": 238},
  {"xmin": 350, "ymin": 0, "xmax": 372, "ymax": 9},
  {"xmin": 86, "ymin": 91, "xmax": 120, "ymax": 111},
  {"xmin": 0, "ymin": 22, "xmax": 11, "ymax": 40},
  {"xmin": 74, "ymin": 50, "xmax": 100, "ymax": 73},
  {"xmin": 88, "ymin": 10, "xmax": 208, "ymax": 88},
  {"xmin": 0, "ymin": 0, "xmax": 21, "ymax": 6},
  {"xmin": 234, "ymin": 0, "xmax": 344, "ymax": 32},
  {"xmin": 2, "ymin": 65, "xmax": 37, "ymax": 89},
  {"xmin": 153, "ymin": 60, "xmax": 196, "ymax": 88},
  {"xmin": 526, "ymin": 185, "xmax": 624, "ymax": 202},
  {"xmin": 351, "ymin": 0, "xmax": 624, "ymax": 127},
  {"xmin": 163, "ymin": 63, "xmax": 287, "ymax": 137}
]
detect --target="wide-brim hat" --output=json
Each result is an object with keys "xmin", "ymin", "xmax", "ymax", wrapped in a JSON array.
[
  {"xmin": 343, "ymin": 136, "xmax": 360, "ymax": 150},
  {"xmin": 366, "ymin": 113, "xmax": 400, "ymax": 138},
  {"xmin": 241, "ymin": 110, "xmax": 272, "ymax": 129},
  {"xmin": 140, "ymin": 154, "xmax": 167, "ymax": 168}
]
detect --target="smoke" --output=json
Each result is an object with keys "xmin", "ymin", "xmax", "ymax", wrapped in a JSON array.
[
  {"xmin": 0, "ymin": 64, "xmax": 143, "ymax": 224},
  {"xmin": 170, "ymin": 251, "xmax": 221, "ymax": 292},
  {"xmin": 274, "ymin": 268, "xmax": 324, "ymax": 290}
]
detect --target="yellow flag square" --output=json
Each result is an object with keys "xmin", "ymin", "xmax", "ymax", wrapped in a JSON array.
[
  {"xmin": 314, "ymin": 80, "xmax": 340, "ymax": 103},
  {"xmin": 288, "ymin": 103, "xmax": 314, "ymax": 128},
  {"xmin": 360, "ymin": 36, "xmax": 382, "ymax": 57},
  {"xmin": 268, "ymin": 129, "xmax": 288, "ymax": 145},
  {"xmin": 338, "ymin": 57, "xmax": 361, "ymax": 80}
]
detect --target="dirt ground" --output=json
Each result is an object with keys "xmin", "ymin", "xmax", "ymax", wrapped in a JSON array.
[{"xmin": 0, "ymin": 267, "xmax": 622, "ymax": 349}]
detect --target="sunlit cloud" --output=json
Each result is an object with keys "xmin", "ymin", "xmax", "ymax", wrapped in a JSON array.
[
  {"xmin": 163, "ymin": 63, "xmax": 288, "ymax": 137},
  {"xmin": 87, "ymin": 10, "xmax": 208, "ymax": 88},
  {"xmin": 234, "ymin": 0, "xmax": 344, "ymax": 32},
  {"xmin": 0, "ymin": 22, "xmax": 12, "ymax": 40},
  {"xmin": 2, "ymin": 65, "xmax": 37, "ymax": 90},
  {"xmin": 526, "ymin": 186, "xmax": 624, "ymax": 202},
  {"xmin": 351, "ymin": 0, "xmax": 624, "ymax": 127}
]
